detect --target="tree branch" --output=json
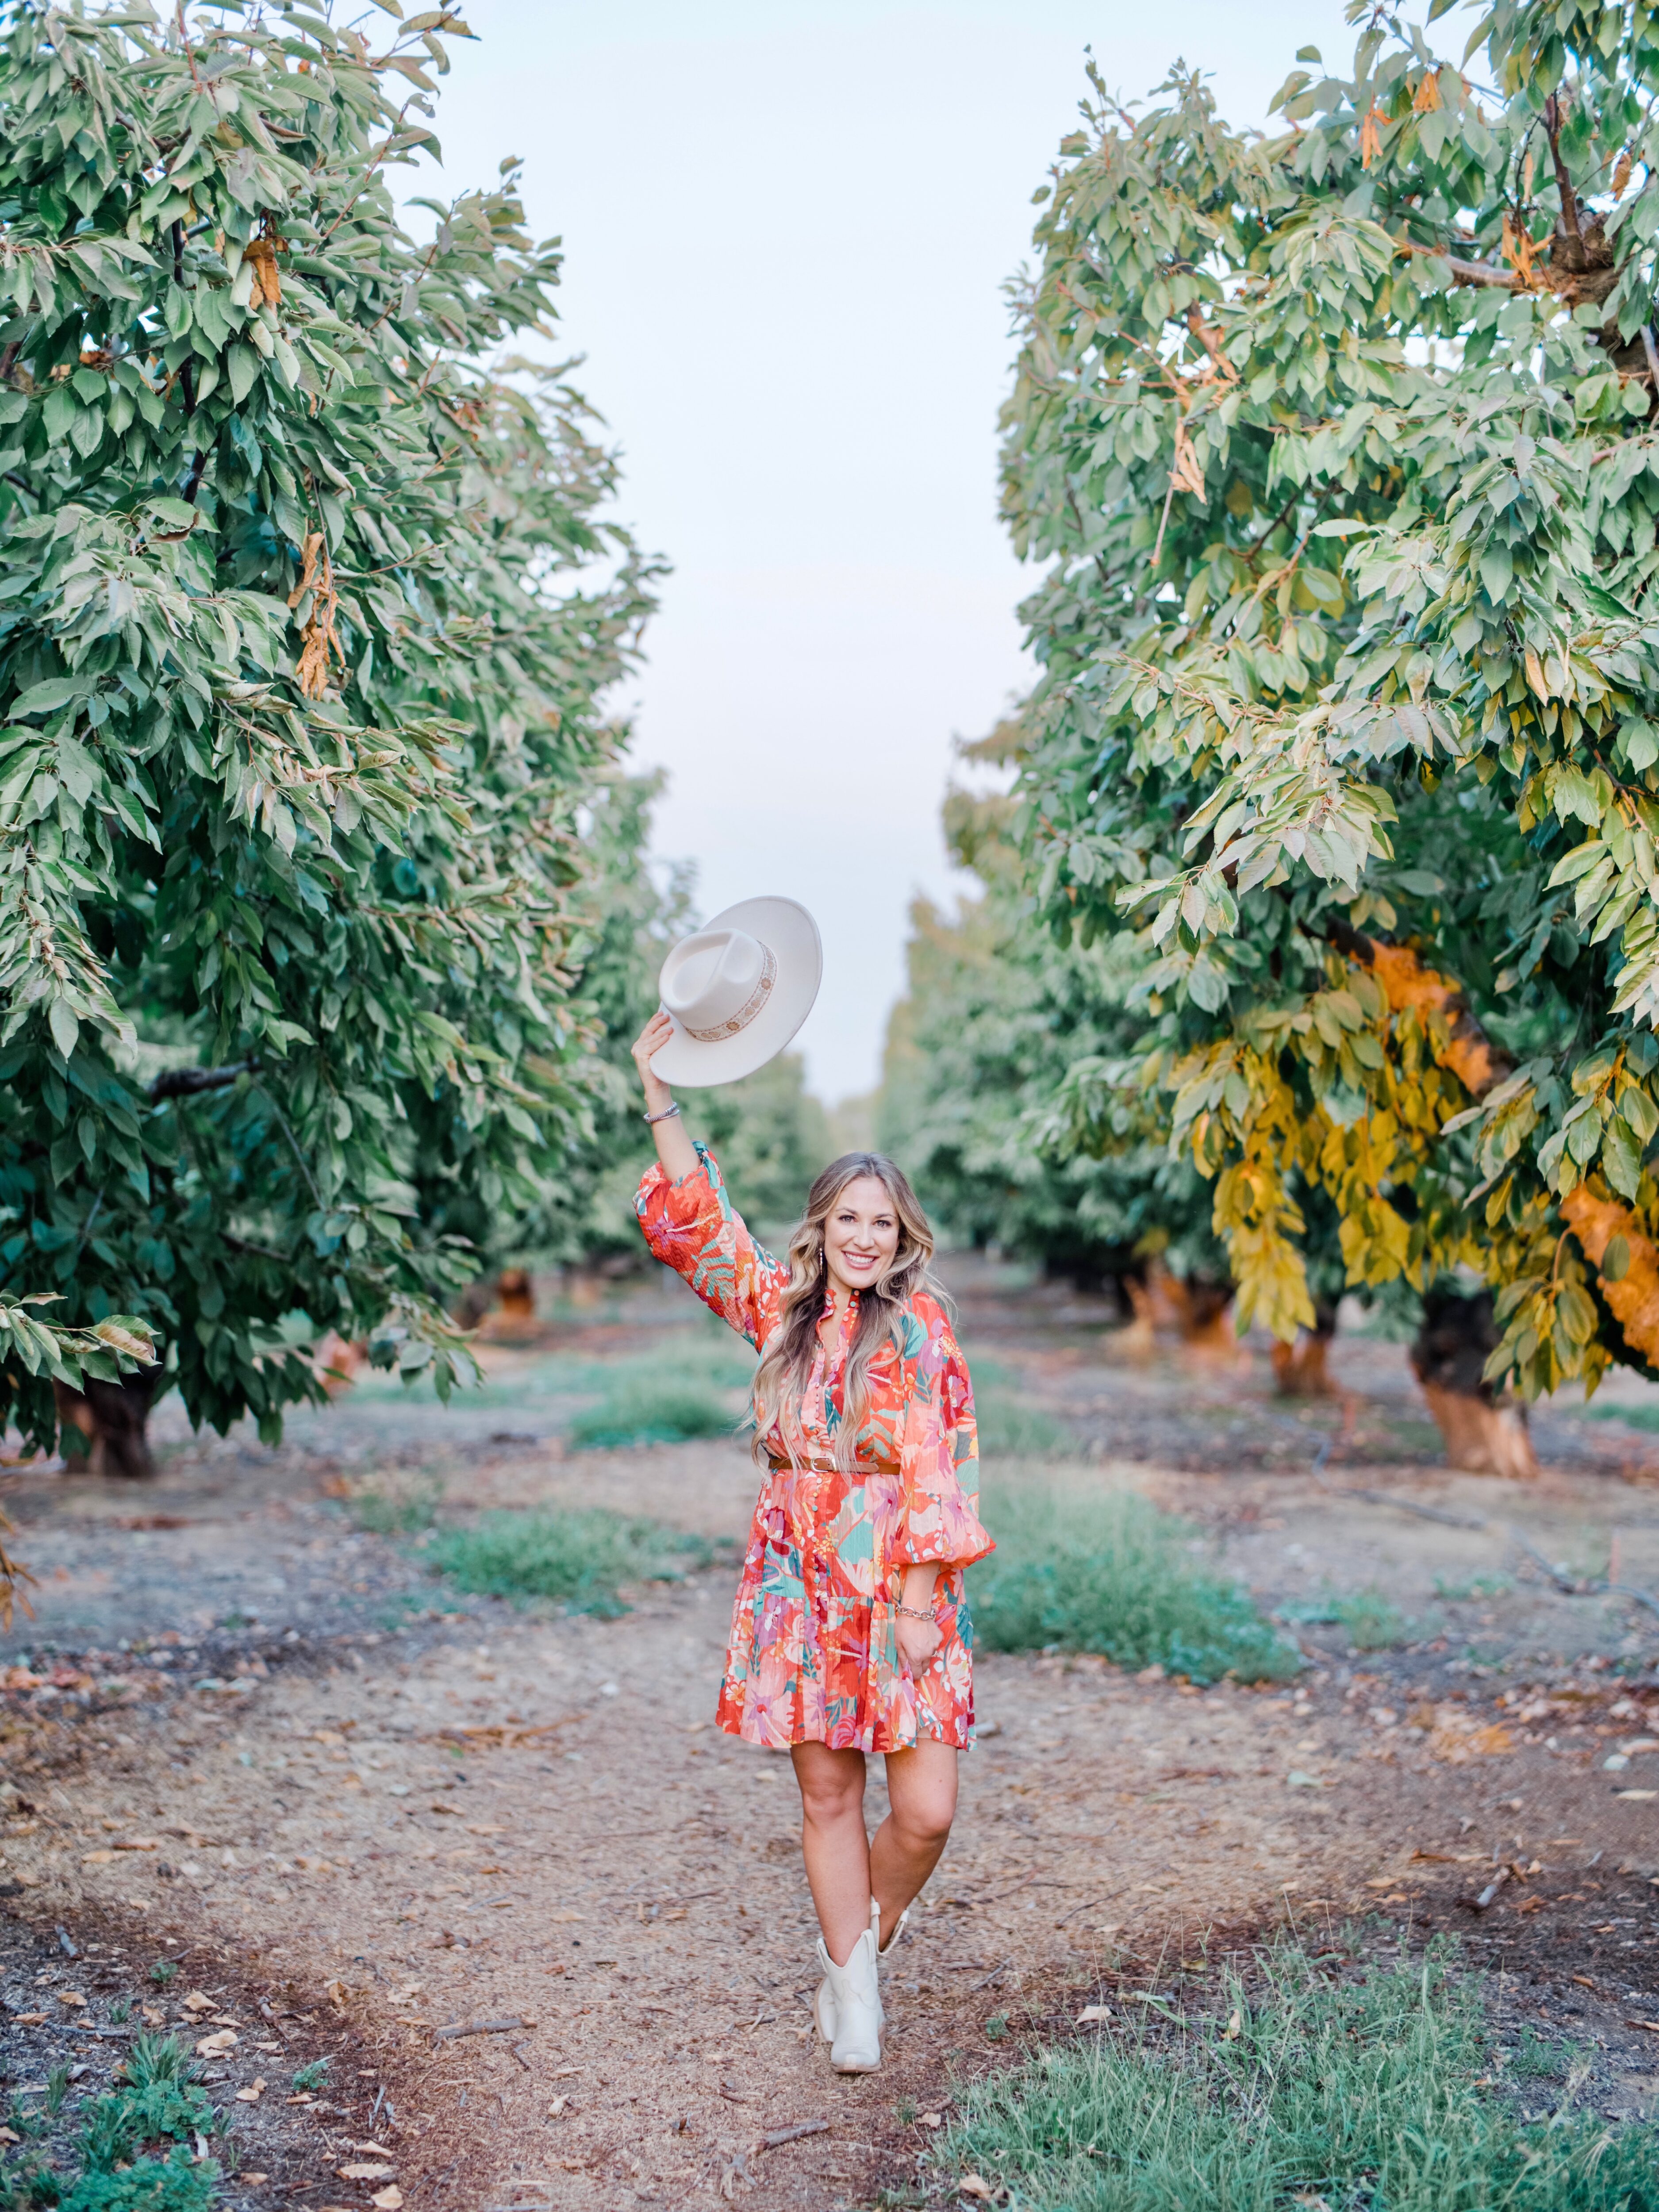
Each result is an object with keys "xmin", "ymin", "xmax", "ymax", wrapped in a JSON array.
[
  {"xmin": 1544, "ymin": 92, "xmax": 1582, "ymax": 246},
  {"xmin": 147, "ymin": 1061, "xmax": 253, "ymax": 1101}
]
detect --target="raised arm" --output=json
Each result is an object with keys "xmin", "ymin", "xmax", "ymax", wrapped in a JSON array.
[
  {"xmin": 630, "ymin": 1011, "xmax": 784, "ymax": 1348},
  {"xmin": 632, "ymin": 1009, "xmax": 698, "ymax": 1181}
]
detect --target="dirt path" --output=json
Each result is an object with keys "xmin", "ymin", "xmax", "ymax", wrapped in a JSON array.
[{"xmin": 6, "ymin": 1279, "xmax": 1659, "ymax": 2207}]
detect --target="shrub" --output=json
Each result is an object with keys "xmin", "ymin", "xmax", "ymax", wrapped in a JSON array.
[
  {"xmin": 428, "ymin": 1508, "xmax": 712, "ymax": 1617},
  {"xmin": 943, "ymin": 1941, "xmax": 1659, "ymax": 2212},
  {"xmin": 970, "ymin": 1484, "xmax": 1298, "ymax": 1683}
]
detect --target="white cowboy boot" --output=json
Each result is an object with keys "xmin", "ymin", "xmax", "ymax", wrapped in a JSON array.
[
  {"xmin": 814, "ymin": 1924, "xmax": 883, "ymax": 2072},
  {"xmin": 874, "ymin": 1898, "xmax": 909, "ymax": 1958}
]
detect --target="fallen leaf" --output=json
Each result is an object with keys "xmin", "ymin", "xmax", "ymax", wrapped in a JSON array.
[
  {"xmin": 182, "ymin": 1992, "xmax": 214, "ymax": 2013},
  {"xmin": 324, "ymin": 1979, "xmax": 350, "ymax": 2012},
  {"xmin": 1224, "ymin": 2010, "xmax": 1242, "ymax": 2040},
  {"xmin": 57, "ymin": 1992, "xmax": 86, "ymax": 2008},
  {"xmin": 81, "ymin": 1850, "xmax": 116, "ymax": 1866},
  {"xmin": 1286, "ymin": 1770, "xmax": 1322, "ymax": 1790},
  {"xmin": 958, "ymin": 2181, "xmax": 994, "ymax": 2203},
  {"xmin": 12, "ymin": 2012, "xmax": 46, "ymax": 2025},
  {"xmin": 142, "ymin": 2007, "xmax": 165, "ymax": 2027},
  {"xmin": 113, "ymin": 1837, "xmax": 158, "ymax": 1852},
  {"xmin": 919, "ymin": 2111, "xmax": 942, "ymax": 2127},
  {"xmin": 0, "ymin": 2128, "xmax": 18, "ymax": 2146},
  {"xmin": 234, "ymin": 2079, "xmax": 266, "ymax": 2104},
  {"xmin": 1627, "ymin": 2018, "xmax": 1659, "ymax": 2034},
  {"xmin": 465, "ymin": 1824, "xmax": 505, "ymax": 1836},
  {"xmin": 1616, "ymin": 1789, "xmax": 1659, "ymax": 1801},
  {"xmin": 195, "ymin": 2031, "xmax": 237, "ymax": 2057},
  {"xmin": 235, "ymin": 2177, "xmax": 268, "ymax": 2188},
  {"xmin": 338, "ymin": 2164, "xmax": 395, "ymax": 2181},
  {"xmin": 372, "ymin": 2192, "xmax": 403, "ymax": 2211},
  {"xmin": 285, "ymin": 2094, "xmax": 314, "ymax": 2105},
  {"xmin": 551, "ymin": 1910, "xmax": 583, "ymax": 1924},
  {"xmin": 354, "ymin": 2143, "xmax": 396, "ymax": 2159},
  {"xmin": 547, "ymin": 2095, "xmax": 568, "ymax": 2117},
  {"xmin": 1075, "ymin": 2005, "xmax": 1112, "ymax": 2026}
]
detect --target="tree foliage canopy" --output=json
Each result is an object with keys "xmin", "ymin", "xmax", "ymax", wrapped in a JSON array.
[
  {"xmin": 1002, "ymin": 0, "xmax": 1659, "ymax": 1394},
  {"xmin": 0, "ymin": 0, "xmax": 654, "ymax": 1453}
]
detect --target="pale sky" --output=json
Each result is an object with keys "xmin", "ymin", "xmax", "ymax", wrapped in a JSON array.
[{"xmin": 425, "ymin": 0, "xmax": 1367, "ymax": 1100}]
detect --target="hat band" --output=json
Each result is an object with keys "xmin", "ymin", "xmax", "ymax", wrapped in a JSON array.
[{"xmin": 684, "ymin": 944, "xmax": 776, "ymax": 1042}]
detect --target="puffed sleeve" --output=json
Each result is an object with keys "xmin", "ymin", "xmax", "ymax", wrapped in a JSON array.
[
  {"xmin": 891, "ymin": 1298, "xmax": 995, "ymax": 1569},
  {"xmin": 635, "ymin": 1141, "xmax": 786, "ymax": 1351}
]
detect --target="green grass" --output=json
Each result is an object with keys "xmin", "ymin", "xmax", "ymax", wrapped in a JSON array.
[
  {"xmin": 568, "ymin": 1372, "xmax": 738, "ymax": 1449},
  {"xmin": 1584, "ymin": 1398, "xmax": 1659, "ymax": 1432},
  {"xmin": 1277, "ymin": 1584, "xmax": 1414, "ymax": 1651},
  {"xmin": 427, "ymin": 1507, "xmax": 714, "ymax": 1617},
  {"xmin": 350, "ymin": 1479, "xmax": 441, "ymax": 1535},
  {"xmin": 969, "ymin": 1485, "xmax": 1299, "ymax": 1684},
  {"xmin": 1, "ymin": 2033, "xmax": 223, "ymax": 2212},
  {"xmin": 1434, "ymin": 1572, "xmax": 1513, "ymax": 1601},
  {"xmin": 969, "ymin": 1355, "xmax": 1080, "ymax": 1460},
  {"xmin": 941, "ymin": 1942, "xmax": 1657, "ymax": 2212}
]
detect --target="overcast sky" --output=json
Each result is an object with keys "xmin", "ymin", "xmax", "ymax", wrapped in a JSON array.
[{"xmin": 424, "ymin": 0, "xmax": 1368, "ymax": 1101}]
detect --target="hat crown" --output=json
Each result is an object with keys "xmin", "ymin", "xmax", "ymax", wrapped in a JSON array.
[{"xmin": 661, "ymin": 926, "xmax": 773, "ymax": 1036}]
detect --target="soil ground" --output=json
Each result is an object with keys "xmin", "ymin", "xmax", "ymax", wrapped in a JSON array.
[{"xmin": 6, "ymin": 1260, "xmax": 1659, "ymax": 2209}]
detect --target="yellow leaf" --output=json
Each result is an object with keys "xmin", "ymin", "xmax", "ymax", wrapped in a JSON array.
[{"xmin": 1412, "ymin": 66, "xmax": 1442, "ymax": 113}]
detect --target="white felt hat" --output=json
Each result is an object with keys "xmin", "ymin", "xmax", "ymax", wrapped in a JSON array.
[{"xmin": 649, "ymin": 896, "xmax": 822, "ymax": 1087}]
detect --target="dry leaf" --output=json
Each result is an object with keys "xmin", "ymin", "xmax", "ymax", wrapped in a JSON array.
[
  {"xmin": 372, "ymin": 2192, "xmax": 403, "ymax": 2211},
  {"xmin": 57, "ymin": 1992, "xmax": 86, "ymax": 2008},
  {"xmin": 324, "ymin": 1979, "xmax": 350, "ymax": 2012},
  {"xmin": 182, "ymin": 1992, "xmax": 214, "ymax": 2013},
  {"xmin": 1075, "ymin": 2005, "xmax": 1112, "ymax": 2026},
  {"xmin": 196, "ymin": 2030, "xmax": 237, "ymax": 2057},
  {"xmin": 1359, "ymin": 103, "xmax": 1383, "ymax": 168},
  {"xmin": 958, "ymin": 2181, "xmax": 995, "ymax": 2203},
  {"xmin": 547, "ymin": 2095, "xmax": 569, "ymax": 2117},
  {"xmin": 1224, "ymin": 2009, "xmax": 1242, "ymax": 2040},
  {"xmin": 354, "ymin": 2143, "xmax": 396, "ymax": 2159},
  {"xmin": 0, "ymin": 2129, "xmax": 18, "ymax": 2146},
  {"xmin": 919, "ymin": 2111, "xmax": 942, "ymax": 2127},
  {"xmin": 113, "ymin": 1836, "xmax": 157, "ymax": 1852},
  {"xmin": 81, "ymin": 1850, "xmax": 115, "ymax": 1866},
  {"xmin": 235, "ymin": 2178, "xmax": 269, "ymax": 2189},
  {"xmin": 1616, "ymin": 1789, "xmax": 1658, "ymax": 1801},
  {"xmin": 338, "ymin": 2163, "xmax": 395, "ymax": 2181},
  {"xmin": 142, "ymin": 2007, "xmax": 164, "ymax": 2028},
  {"xmin": 12, "ymin": 2012, "xmax": 45, "ymax": 2026},
  {"xmin": 234, "ymin": 2078, "xmax": 266, "ymax": 2104}
]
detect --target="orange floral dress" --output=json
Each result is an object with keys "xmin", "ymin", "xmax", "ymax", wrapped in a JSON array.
[{"xmin": 635, "ymin": 1145, "xmax": 994, "ymax": 1754}]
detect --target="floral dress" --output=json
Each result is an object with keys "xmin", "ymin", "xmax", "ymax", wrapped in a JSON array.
[{"xmin": 635, "ymin": 1145, "xmax": 994, "ymax": 1754}]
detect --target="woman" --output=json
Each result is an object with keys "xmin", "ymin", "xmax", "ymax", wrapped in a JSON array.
[{"xmin": 630, "ymin": 1009, "xmax": 993, "ymax": 2074}]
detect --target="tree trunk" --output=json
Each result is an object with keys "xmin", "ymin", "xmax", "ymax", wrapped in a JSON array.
[
  {"xmin": 1410, "ymin": 1288, "xmax": 1538, "ymax": 1479},
  {"xmin": 1126, "ymin": 1260, "xmax": 1237, "ymax": 1350},
  {"xmin": 1271, "ymin": 1298, "xmax": 1338, "ymax": 1396},
  {"xmin": 52, "ymin": 1370, "xmax": 157, "ymax": 1480}
]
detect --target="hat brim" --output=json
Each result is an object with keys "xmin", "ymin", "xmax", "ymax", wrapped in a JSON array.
[{"xmin": 649, "ymin": 895, "xmax": 822, "ymax": 1088}]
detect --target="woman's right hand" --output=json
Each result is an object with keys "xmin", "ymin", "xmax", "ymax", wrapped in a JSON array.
[
  {"xmin": 632, "ymin": 1010, "xmax": 699, "ymax": 1178},
  {"xmin": 632, "ymin": 1008, "xmax": 676, "ymax": 1106}
]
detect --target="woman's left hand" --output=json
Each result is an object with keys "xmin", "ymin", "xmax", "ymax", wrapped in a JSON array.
[{"xmin": 896, "ymin": 1610, "xmax": 942, "ymax": 1673}]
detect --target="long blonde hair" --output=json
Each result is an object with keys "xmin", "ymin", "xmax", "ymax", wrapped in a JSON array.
[{"xmin": 753, "ymin": 1152, "xmax": 940, "ymax": 1469}]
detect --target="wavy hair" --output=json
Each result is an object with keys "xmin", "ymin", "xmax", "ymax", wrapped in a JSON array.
[{"xmin": 752, "ymin": 1152, "xmax": 940, "ymax": 1470}]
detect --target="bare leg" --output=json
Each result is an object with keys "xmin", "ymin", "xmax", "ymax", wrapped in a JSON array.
[
  {"xmin": 871, "ymin": 1740, "xmax": 957, "ymax": 1941},
  {"xmin": 791, "ymin": 1741, "xmax": 872, "ymax": 1966}
]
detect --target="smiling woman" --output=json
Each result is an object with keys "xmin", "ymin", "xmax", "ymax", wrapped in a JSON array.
[{"xmin": 626, "ymin": 1008, "xmax": 993, "ymax": 2077}]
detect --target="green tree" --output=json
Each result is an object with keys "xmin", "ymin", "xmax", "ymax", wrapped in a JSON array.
[
  {"xmin": 1000, "ymin": 0, "xmax": 1659, "ymax": 1403},
  {"xmin": 0, "ymin": 1, "xmax": 654, "ymax": 1461},
  {"xmin": 881, "ymin": 735, "xmax": 1228, "ymax": 1309}
]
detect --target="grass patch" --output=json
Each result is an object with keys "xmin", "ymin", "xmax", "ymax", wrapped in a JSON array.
[
  {"xmin": 970, "ymin": 1485, "xmax": 1298, "ymax": 1684},
  {"xmin": 349, "ymin": 1478, "xmax": 441, "ymax": 1535},
  {"xmin": 1434, "ymin": 1572, "xmax": 1513, "ymax": 1601},
  {"xmin": 427, "ymin": 1507, "xmax": 714, "ymax": 1617},
  {"xmin": 1276, "ymin": 1584, "xmax": 1414, "ymax": 1650},
  {"xmin": 942, "ymin": 1941, "xmax": 1655, "ymax": 2212},
  {"xmin": 568, "ymin": 1372, "xmax": 738, "ymax": 1450},
  {"xmin": 1584, "ymin": 1398, "xmax": 1659, "ymax": 1432},
  {"xmin": 975, "ymin": 1386, "xmax": 1078, "ymax": 1460},
  {"xmin": 1, "ymin": 2032, "xmax": 223, "ymax": 2212}
]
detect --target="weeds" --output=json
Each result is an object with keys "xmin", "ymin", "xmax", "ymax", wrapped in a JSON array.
[
  {"xmin": 1, "ymin": 2035, "xmax": 220, "ymax": 2212},
  {"xmin": 428, "ymin": 1508, "xmax": 714, "ymax": 1617},
  {"xmin": 568, "ymin": 1374, "xmax": 737, "ymax": 1450},
  {"xmin": 349, "ymin": 1479, "xmax": 441, "ymax": 1536},
  {"xmin": 289, "ymin": 2059, "xmax": 328, "ymax": 2093},
  {"xmin": 1277, "ymin": 1584, "xmax": 1413, "ymax": 1650},
  {"xmin": 971, "ymin": 1485, "xmax": 1299, "ymax": 1684},
  {"xmin": 145, "ymin": 1960, "xmax": 177, "ymax": 1988},
  {"xmin": 942, "ymin": 1941, "xmax": 1658, "ymax": 2212}
]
